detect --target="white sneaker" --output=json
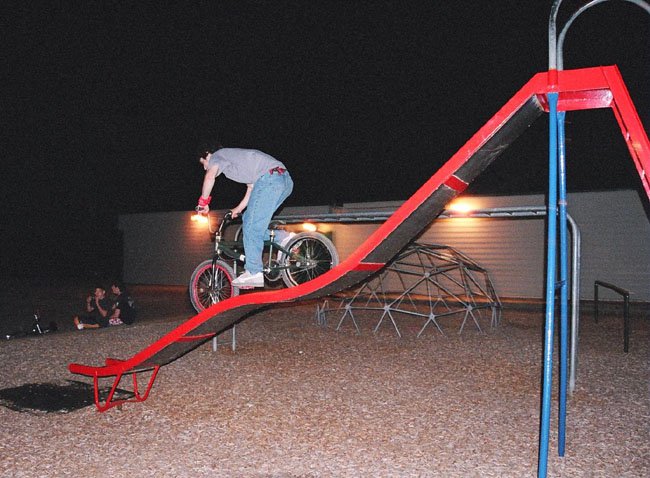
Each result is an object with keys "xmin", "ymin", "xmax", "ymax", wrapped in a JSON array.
[{"xmin": 232, "ymin": 270, "xmax": 264, "ymax": 288}]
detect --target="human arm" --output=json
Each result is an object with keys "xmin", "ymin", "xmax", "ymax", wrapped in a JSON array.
[
  {"xmin": 94, "ymin": 298, "xmax": 109, "ymax": 318},
  {"xmin": 196, "ymin": 165, "xmax": 219, "ymax": 213},
  {"xmin": 230, "ymin": 184, "xmax": 253, "ymax": 218},
  {"xmin": 109, "ymin": 300, "xmax": 120, "ymax": 319}
]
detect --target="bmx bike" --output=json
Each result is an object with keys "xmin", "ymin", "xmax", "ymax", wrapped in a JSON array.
[
  {"xmin": 4, "ymin": 311, "xmax": 58, "ymax": 340},
  {"xmin": 189, "ymin": 212, "xmax": 339, "ymax": 312}
]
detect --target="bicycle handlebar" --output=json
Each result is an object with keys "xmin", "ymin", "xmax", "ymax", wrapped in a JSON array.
[
  {"xmin": 193, "ymin": 208, "xmax": 236, "ymax": 235},
  {"xmin": 217, "ymin": 211, "xmax": 236, "ymax": 235}
]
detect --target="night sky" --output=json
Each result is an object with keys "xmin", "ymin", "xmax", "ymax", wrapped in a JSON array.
[{"xmin": 2, "ymin": 1, "xmax": 649, "ymax": 277}]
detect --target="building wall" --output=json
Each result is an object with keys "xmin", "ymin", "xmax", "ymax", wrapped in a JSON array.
[
  {"xmin": 569, "ymin": 190, "xmax": 650, "ymax": 302},
  {"xmin": 119, "ymin": 190, "xmax": 650, "ymax": 301},
  {"xmin": 119, "ymin": 211, "xmax": 214, "ymax": 286},
  {"xmin": 330, "ymin": 203, "xmax": 547, "ymax": 299}
]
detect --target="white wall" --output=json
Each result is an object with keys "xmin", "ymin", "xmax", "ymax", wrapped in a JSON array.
[
  {"xmin": 119, "ymin": 190, "xmax": 650, "ymax": 302},
  {"xmin": 334, "ymin": 190, "xmax": 649, "ymax": 301}
]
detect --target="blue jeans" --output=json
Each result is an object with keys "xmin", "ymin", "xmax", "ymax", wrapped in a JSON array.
[{"xmin": 242, "ymin": 171, "xmax": 293, "ymax": 274}]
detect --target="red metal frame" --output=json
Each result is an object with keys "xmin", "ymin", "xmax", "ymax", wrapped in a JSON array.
[
  {"xmin": 92, "ymin": 359, "xmax": 161, "ymax": 412},
  {"xmin": 69, "ymin": 65, "xmax": 649, "ymax": 411},
  {"xmin": 601, "ymin": 67, "xmax": 650, "ymax": 198},
  {"xmin": 80, "ymin": 334, "xmax": 215, "ymax": 411}
]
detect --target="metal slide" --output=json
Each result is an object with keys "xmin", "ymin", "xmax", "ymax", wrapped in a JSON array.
[{"xmin": 69, "ymin": 66, "xmax": 649, "ymax": 412}]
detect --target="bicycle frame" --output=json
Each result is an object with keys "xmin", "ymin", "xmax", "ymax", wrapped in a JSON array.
[
  {"xmin": 190, "ymin": 211, "xmax": 338, "ymax": 303},
  {"xmin": 210, "ymin": 213, "xmax": 292, "ymax": 276}
]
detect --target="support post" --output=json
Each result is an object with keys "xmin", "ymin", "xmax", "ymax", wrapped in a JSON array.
[
  {"xmin": 539, "ymin": 92, "xmax": 559, "ymax": 478},
  {"xmin": 594, "ymin": 280, "xmax": 632, "ymax": 352},
  {"xmin": 557, "ymin": 110, "xmax": 569, "ymax": 457}
]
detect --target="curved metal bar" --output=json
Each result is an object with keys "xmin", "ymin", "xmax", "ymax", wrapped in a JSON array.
[
  {"xmin": 556, "ymin": 0, "xmax": 650, "ymax": 69},
  {"xmin": 549, "ymin": 0, "xmax": 565, "ymax": 70},
  {"xmin": 567, "ymin": 213, "xmax": 581, "ymax": 395}
]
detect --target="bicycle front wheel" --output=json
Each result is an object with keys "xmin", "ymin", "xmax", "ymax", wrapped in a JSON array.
[
  {"xmin": 280, "ymin": 232, "xmax": 339, "ymax": 288},
  {"xmin": 189, "ymin": 259, "xmax": 239, "ymax": 312}
]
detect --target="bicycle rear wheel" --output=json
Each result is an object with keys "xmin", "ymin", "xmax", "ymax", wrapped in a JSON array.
[
  {"xmin": 280, "ymin": 232, "xmax": 339, "ymax": 287},
  {"xmin": 189, "ymin": 259, "xmax": 239, "ymax": 312}
]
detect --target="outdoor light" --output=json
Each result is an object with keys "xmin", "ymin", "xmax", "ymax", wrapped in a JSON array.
[
  {"xmin": 446, "ymin": 199, "xmax": 477, "ymax": 215},
  {"xmin": 191, "ymin": 213, "xmax": 208, "ymax": 224},
  {"xmin": 301, "ymin": 222, "xmax": 317, "ymax": 232}
]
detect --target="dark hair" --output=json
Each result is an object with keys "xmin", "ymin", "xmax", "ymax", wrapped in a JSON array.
[
  {"xmin": 111, "ymin": 280, "xmax": 126, "ymax": 292},
  {"xmin": 197, "ymin": 141, "xmax": 224, "ymax": 159}
]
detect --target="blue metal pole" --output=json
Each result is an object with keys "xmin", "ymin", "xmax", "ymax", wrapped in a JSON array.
[
  {"xmin": 557, "ymin": 111, "xmax": 569, "ymax": 456},
  {"xmin": 539, "ymin": 92, "xmax": 559, "ymax": 478}
]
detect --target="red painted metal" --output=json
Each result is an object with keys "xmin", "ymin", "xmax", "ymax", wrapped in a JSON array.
[
  {"xmin": 353, "ymin": 262, "xmax": 385, "ymax": 271},
  {"xmin": 91, "ymin": 360, "xmax": 160, "ymax": 412},
  {"xmin": 601, "ymin": 66, "xmax": 650, "ymax": 198},
  {"xmin": 69, "ymin": 66, "xmax": 649, "ymax": 411},
  {"xmin": 444, "ymin": 175, "xmax": 469, "ymax": 192}
]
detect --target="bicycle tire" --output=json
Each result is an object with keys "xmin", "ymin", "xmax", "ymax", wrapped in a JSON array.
[
  {"xmin": 280, "ymin": 232, "xmax": 339, "ymax": 288},
  {"xmin": 189, "ymin": 259, "xmax": 239, "ymax": 312}
]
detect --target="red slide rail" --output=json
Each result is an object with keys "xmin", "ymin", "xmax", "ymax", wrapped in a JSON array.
[{"xmin": 69, "ymin": 66, "xmax": 649, "ymax": 411}]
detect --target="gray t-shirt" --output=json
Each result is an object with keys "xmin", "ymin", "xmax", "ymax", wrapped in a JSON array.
[{"xmin": 208, "ymin": 148, "xmax": 286, "ymax": 184}]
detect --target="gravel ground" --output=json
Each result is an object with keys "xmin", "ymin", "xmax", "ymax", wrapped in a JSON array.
[{"xmin": 0, "ymin": 284, "xmax": 648, "ymax": 477}]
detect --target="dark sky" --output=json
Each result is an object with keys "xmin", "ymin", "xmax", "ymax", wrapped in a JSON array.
[{"xmin": 2, "ymin": 1, "xmax": 649, "ymax": 276}]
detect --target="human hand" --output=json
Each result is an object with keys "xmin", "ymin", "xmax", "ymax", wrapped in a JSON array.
[
  {"xmin": 196, "ymin": 195, "xmax": 211, "ymax": 215},
  {"xmin": 196, "ymin": 204, "xmax": 210, "ymax": 215},
  {"xmin": 230, "ymin": 208, "xmax": 240, "ymax": 218}
]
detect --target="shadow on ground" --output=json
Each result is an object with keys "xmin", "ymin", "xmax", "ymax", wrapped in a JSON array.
[{"xmin": 0, "ymin": 381, "xmax": 133, "ymax": 414}]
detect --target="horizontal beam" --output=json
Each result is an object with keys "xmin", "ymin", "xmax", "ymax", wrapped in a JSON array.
[{"xmin": 274, "ymin": 206, "xmax": 549, "ymax": 224}]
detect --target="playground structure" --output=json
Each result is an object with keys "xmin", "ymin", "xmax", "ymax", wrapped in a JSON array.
[
  {"xmin": 542, "ymin": 3, "xmax": 649, "ymax": 477},
  {"xmin": 69, "ymin": 62, "xmax": 650, "ymax": 468},
  {"xmin": 317, "ymin": 242, "xmax": 501, "ymax": 337},
  {"xmin": 69, "ymin": 3, "xmax": 650, "ymax": 476}
]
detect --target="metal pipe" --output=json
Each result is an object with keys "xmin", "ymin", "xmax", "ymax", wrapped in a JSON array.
[
  {"xmin": 539, "ymin": 92, "xmax": 560, "ymax": 478},
  {"xmin": 557, "ymin": 0, "xmax": 650, "ymax": 70},
  {"xmin": 546, "ymin": 2, "xmax": 650, "ymax": 473},
  {"xmin": 568, "ymin": 213, "xmax": 581, "ymax": 394},
  {"xmin": 549, "ymin": 0, "xmax": 564, "ymax": 70},
  {"xmin": 557, "ymin": 111, "xmax": 569, "ymax": 457},
  {"xmin": 624, "ymin": 294, "xmax": 630, "ymax": 352},
  {"xmin": 594, "ymin": 280, "xmax": 632, "ymax": 352}
]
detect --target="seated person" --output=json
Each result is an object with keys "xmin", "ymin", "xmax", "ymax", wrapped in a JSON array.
[
  {"xmin": 73, "ymin": 286, "xmax": 111, "ymax": 330},
  {"xmin": 107, "ymin": 281, "xmax": 136, "ymax": 326}
]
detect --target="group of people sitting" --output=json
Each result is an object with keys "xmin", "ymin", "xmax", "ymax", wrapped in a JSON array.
[{"xmin": 73, "ymin": 281, "xmax": 136, "ymax": 330}]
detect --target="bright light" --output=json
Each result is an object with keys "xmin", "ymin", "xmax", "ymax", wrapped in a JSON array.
[
  {"xmin": 446, "ymin": 199, "xmax": 479, "ymax": 215},
  {"xmin": 191, "ymin": 213, "xmax": 209, "ymax": 224},
  {"xmin": 302, "ymin": 222, "xmax": 317, "ymax": 232}
]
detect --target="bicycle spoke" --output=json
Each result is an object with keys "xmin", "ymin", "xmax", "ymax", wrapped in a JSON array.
[
  {"xmin": 189, "ymin": 260, "xmax": 238, "ymax": 312},
  {"xmin": 283, "ymin": 235, "xmax": 337, "ymax": 287}
]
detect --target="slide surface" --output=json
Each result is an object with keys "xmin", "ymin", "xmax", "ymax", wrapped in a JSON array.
[{"xmin": 69, "ymin": 66, "xmax": 649, "ymax": 410}]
